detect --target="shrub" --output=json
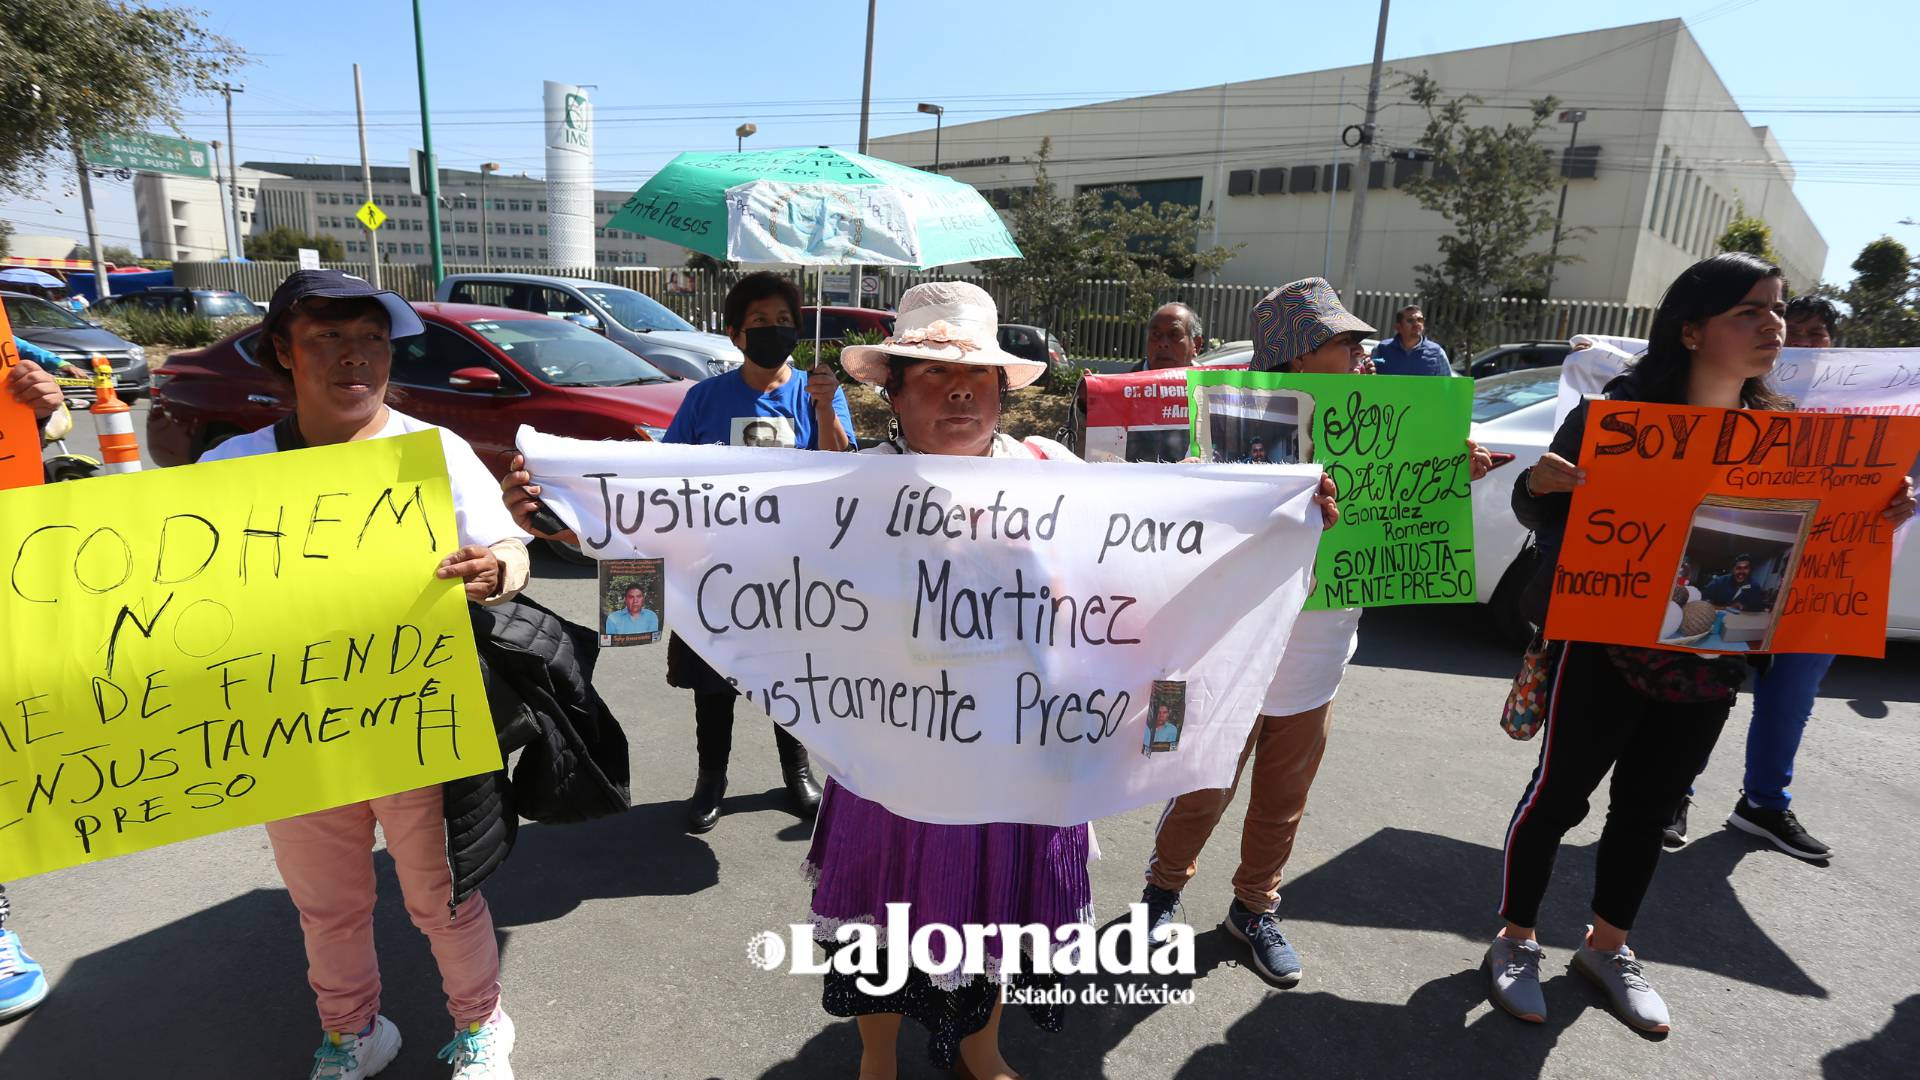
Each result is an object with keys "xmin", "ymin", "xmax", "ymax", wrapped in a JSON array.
[{"xmin": 101, "ymin": 309, "xmax": 258, "ymax": 348}]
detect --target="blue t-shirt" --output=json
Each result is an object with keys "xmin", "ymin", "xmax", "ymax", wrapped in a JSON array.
[
  {"xmin": 661, "ymin": 367, "xmax": 856, "ymax": 449},
  {"xmin": 605, "ymin": 607, "xmax": 660, "ymax": 635},
  {"xmin": 1371, "ymin": 336, "xmax": 1453, "ymax": 377}
]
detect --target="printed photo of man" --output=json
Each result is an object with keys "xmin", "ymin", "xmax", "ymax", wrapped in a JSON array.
[
  {"xmin": 605, "ymin": 583, "xmax": 661, "ymax": 637},
  {"xmin": 1702, "ymin": 554, "xmax": 1765, "ymax": 613}
]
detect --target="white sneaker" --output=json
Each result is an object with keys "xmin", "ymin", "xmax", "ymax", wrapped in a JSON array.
[
  {"xmin": 438, "ymin": 1009, "xmax": 515, "ymax": 1079},
  {"xmin": 308, "ymin": 1015, "xmax": 401, "ymax": 1080}
]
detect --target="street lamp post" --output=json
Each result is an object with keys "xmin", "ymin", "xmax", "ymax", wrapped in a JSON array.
[
  {"xmin": 1544, "ymin": 108, "xmax": 1586, "ymax": 302},
  {"xmin": 735, "ymin": 122, "xmax": 757, "ymax": 153},
  {"xmin": 479, "ymin": 162, "xmax": 499, "ymax": 266},
  {"xmin": 917, "ymin": 103, "xmax": 945, "ymax": 172}
]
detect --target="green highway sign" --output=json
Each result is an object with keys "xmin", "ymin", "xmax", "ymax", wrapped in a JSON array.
[{"xmin": 85, "ymin": 133, "xmax": 215, "ymax": 180}]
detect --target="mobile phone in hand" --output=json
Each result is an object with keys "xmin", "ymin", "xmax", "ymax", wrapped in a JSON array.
[{"xmin": 527, "ymin": 500, "xmax": 568, "ymax": 537}]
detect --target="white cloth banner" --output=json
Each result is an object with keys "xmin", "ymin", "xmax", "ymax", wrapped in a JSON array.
[
  {"xmin": 517, "ymin": 428, "xmax": 1325, "ymax": 827},
  {"xmin": 1555, "ymin": 341, "xmax": 1920, "ymax": 427}
]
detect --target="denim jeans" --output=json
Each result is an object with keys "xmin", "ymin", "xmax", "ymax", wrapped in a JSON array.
[
  {"xmin": 1691, "ymin": 652, "xmax": 1835, "ymax": 810},
  {"xmin": 1740, "ymin": 653, "xmax": 1837, "ymax": 810}
]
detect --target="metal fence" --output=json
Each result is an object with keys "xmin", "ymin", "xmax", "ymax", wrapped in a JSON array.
[{"xmin": 174, "ymin": 261, "xmax": 1654, "ymax": 361}]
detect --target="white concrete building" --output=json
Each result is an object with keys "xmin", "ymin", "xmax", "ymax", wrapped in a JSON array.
[
  {"xmin": 135, "ymin": 161, "xmax": 688, "ymax": 269},
  {"xmin": 868, "ymin": 19, "xmax": 1825, "ymax": 306},
  {"xmin": 133, "ymin": 166, "xmax": 273, "ymax": 262}
]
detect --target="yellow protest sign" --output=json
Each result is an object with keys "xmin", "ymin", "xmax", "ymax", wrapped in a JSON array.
[{"xmin": 0, "ymin": 431, "xmax": 500, "ymax": 879}]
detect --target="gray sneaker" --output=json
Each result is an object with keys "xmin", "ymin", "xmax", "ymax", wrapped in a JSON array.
[
  {"xmin": 1487, "ymin": 935, "xmax": 1547, "ymax": 1023},
  {"xmin": 1572, "ymin": 933, "xmax": 1671, "ymax": 1033}
]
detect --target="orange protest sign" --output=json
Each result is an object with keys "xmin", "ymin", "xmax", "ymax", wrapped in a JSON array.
[
  {"xmin": 1546, "ymin": 401, "xmax": 1920, "ymax": 659},
  {"xmin": 0, "ymin": 300, "xmax": 47, "ymax": 490}
]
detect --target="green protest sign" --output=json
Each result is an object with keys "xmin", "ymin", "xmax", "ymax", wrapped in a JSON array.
[
  {"xmin": 1187, "ymin": 370, "xmax": 1477, "ymax": 610},
  {"xmin": 85, "ymin": 133, "xmax": 215, "ymax": 180}
]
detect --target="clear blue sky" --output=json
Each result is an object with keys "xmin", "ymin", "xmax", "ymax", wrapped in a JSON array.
[{"xmin": 5, "ymin": 0, "xmax": 1914, "ymax": 286}]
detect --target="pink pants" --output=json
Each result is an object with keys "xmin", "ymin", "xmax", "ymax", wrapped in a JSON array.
[{"xmin": 265, "ymin": 784, "xmax": 501, "ymax": 1033}]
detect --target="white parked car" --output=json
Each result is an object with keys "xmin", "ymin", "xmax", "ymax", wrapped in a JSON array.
[
  {"xmin": 1192, "ymin": 338, "xmax": 1383, "ymax": 368},
  {"xmin": 1467, "ymin": 366, "xmax": 1920, "ymax": 643}
]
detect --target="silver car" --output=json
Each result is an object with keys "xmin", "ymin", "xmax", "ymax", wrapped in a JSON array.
[{"xmin": 435, "ymin": 272, "xmax": 742, "ymax": 381}]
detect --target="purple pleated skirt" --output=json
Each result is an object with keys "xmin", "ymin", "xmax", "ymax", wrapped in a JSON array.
[{"xmin": 803, "ymin": 778, "xmax": 1093, "ymax": 978}]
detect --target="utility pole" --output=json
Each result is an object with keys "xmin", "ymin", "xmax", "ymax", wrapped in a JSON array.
[
  {"xmin": 210, "ymin": 140, "xmax": 238, "ymax": 261},
  {"xmin": 1339, "ymin": 0, "xmax": 1390, "ymax": 303},
  {"xmin": 480, "ymin": 163, "xmax": 499, "ymax": 267},
  {"xmin": 215, "ymin": 83, "xmax": 245, "ymax": 259},
  {"xmin": 1543, "ymin": 109, "xmax": 1586, "ymax": 301},
  {"xmin": 72, "ymin": 149, "xmax": 112, "ymax": 300},
  {"xmin": 412, "ymin": 0, "xmax": 445, "ymax": 285},
  {"xmin": 853, "ymin": 0, "xmax": 877, "ymax": 308},
  {"xmin": 917, "ymin": 103, "xmax": 945, "ymax": 171},
  {"xmin": 353, "ymin": 63, "xmax": 382, "ymax": 287},
  {"xmin": 858, "ymin": 0, "xmax": 876, "ymax": 155}
]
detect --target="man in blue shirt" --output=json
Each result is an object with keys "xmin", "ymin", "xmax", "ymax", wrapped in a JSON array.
[
  {"xmin": 1370, "ymin": 305, "xmax": 1453, "ymax": 376},
  {"xmin": 661, "ymin": 271, "xmax": 849, "ymax": 834},
  {"xmin": 604, "ymin": 584, "xmax": 660, "ymax": 636},
  {"xmin": 1700, "ymin": 555, "xmax": 1764, "ymax": 612}
]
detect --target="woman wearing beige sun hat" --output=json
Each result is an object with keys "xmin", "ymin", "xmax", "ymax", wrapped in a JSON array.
[
  {"xmin": 839, "ymin": 281, "xmax": 1065, "ymax": 459},
  {"xmin": 807, "ymin": 281, "xmax": 1077, "ymax": 1079}
]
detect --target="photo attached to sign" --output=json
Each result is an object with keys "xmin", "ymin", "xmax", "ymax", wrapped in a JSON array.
[
  {"xmin": 1186, "ymin": 369, "xmax": 1478, "ymax": 611},
  {"xmin": 1142, "ymin": 680, "xmax": 1188, "ymax": 755},
  {"xmin": 1657, "ymin": 497, "xmax": 1814, "ymax": 652},
  {"xmin": 600, "ymin": 558, "xmax": 666, "ymax": 646},
  {"xmin": 1078, "ymin": 369, "xmax": 1193, "ymax": 463},
  {"xmin": 732, "ymin": 415, "xmax": 797, "ymax": 448},
  {"xmin": 1189, "ymin": 382, "xmax": 1309, "ymax": 465}
]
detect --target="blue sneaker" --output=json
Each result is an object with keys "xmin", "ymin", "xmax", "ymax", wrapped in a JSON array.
[
  {"xmin": 1141, "ymin": 884, "xmax": 1181, "ymax": 942},
  {"xmin": 1222, "ymin": 900, "xmax": 1302, "ymax": 988},
  {"xmin": 0, "ymin": 929, "xmax": 50, "ymax": 1022}
]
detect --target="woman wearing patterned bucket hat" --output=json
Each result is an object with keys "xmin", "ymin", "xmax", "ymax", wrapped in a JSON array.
[{"xmin": 1139, "ymin": 278, "xmax": 1492, "ymax": 992}]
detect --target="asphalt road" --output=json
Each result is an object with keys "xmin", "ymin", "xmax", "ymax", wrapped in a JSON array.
[{"xmin": 1, "ymin": 404, "xmax": 1914, "ymax": 1079}]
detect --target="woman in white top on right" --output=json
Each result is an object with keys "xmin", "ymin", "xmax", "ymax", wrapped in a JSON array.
[{"xmin": 1139, "ymin": 278, "xmax": 1492, "ymax": 990}]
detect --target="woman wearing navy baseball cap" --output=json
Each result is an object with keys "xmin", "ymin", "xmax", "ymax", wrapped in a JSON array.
[{"xmin": 201, "ymin": 269, "xmax": 529, "ymax": 1080}]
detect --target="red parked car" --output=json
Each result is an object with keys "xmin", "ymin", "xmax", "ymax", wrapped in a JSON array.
[
  {"xmin": 800, "ymin": 305, "xmax": 895, "ymax": 344},
  {"xmin": 147, "ymin": 302, "xmax": 690, "ymax": 475}
]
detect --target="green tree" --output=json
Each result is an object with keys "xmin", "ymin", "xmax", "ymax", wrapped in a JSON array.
[
  {"xmin": 67, "ymin": 242, "xmax": 142, "ymax": 265},
  {"xmin": 0, "ymin": 219, "xmax": 12, "ymax": 260},
  {"xmin": 1716, "ymin": 202, "xmax": 1779, "ymax": 264},
  {"xmin": 245, "ymin": 226, "xmax": 344, "ymax": 262},
  {"xmin": 1839, "ymin": 236, "xmax": 1919, "ymax": 347},
  {"xmin": 1396, "ymin": 71, "xmax": 1589, "ymax": 360},
  {"xmin": 0, "ymin": 1, "xmax": 245, "ymax": 194},
  {"xmin": 684, "ymin": 250, "xmax": 734, "ymax": 272},
  {"xmin": 980, "ymin": 138, "xmax": 1236, "ymax": 354}
]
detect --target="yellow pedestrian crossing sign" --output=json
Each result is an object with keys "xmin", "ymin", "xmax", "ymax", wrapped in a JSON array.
[{"xmin": 356, "ymin": 200, "xmax": 388, "ymax": 230}]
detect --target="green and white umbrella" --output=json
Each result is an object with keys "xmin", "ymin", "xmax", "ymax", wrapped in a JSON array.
[{"xmin": 606, "ymin": 147, "xmax": 1021, "ymax": 269}]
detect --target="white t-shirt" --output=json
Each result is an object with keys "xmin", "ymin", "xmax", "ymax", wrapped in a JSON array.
[
  {"xmin": 197, "ymin": 408, "xmax": 530, "ymax": 550},
  {"xmin": 1261, "ymin": 606, "xmax": 1362, "ymax": 716}
]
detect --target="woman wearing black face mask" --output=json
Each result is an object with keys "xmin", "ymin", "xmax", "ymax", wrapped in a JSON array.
[{"xmin": 656, "ymin": 271, "xmax": 854, "ymax": 832}]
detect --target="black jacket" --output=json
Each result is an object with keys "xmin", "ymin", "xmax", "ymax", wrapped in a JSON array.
[{"xmin": 442, "ymin": 595, "xmax": 631, "ymax": 909}]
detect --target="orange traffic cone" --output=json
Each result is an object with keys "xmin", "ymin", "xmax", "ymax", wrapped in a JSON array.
[{"xmin": 89, "ymin": 354, "xmax": 142, "ymax": 474}]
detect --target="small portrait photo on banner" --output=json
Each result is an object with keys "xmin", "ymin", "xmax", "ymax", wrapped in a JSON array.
[
  {"xmin": 1142, "ymin": 680, "xmax": 1189, "ymax": 755},
  {"xmin": 1189, "ymin": 383, "xmax": 1308, "ymax": 464},
  {"xmin": 1657, "ymin": 497, "xmax": 1815, "ymax": 652},
  {"xmin": 599, "ymin": 557, "xmax": 666, "ymax": 646},
  {"xmin": 732, "ymin": 415, "xmax": 797, "ymax": 448}
]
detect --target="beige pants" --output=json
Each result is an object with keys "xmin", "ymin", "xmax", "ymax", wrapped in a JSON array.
[{"xmin": 1145, "ymin": 702, "xmax": 1336, "ymax": 912}]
